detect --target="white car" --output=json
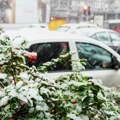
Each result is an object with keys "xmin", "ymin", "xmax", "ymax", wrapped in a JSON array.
[
  {"xmin": 55, "ymin": 23, "xmax": 99, "ymax": 32},
  {"xmin": 7, "ymin": 30, "xmax": 120, "ymax": 87},
  {"xmin": 27, "ymin": 23, "xmax": 48, "ymax": 29},
  {"xmin": 17, "ymin": 23, "xmax": 49, "ymax": 33}
]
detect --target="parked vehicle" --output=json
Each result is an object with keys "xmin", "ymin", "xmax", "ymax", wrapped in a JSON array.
[
  {"xmin": 55, "ymin": 23, "xmax": 99, "ymax": 32},
  {"xmin": 72, "ymin": 28, "xmax": 120, "ymax": 55},
  {"xmin": 7, "ymin": 30, "xmax": 120, "ymax": 87},
  {"xmin": 17, "ymin": 23, "xmax": 49, "ymax": 33},
  {"xmin": 27, "ymin": 23, "xmax": 48, "ymax": 29}
]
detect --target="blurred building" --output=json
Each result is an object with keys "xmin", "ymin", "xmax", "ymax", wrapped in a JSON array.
[
  {"xmin": 50, "ymin": 0, "xmax": 120, "ymax": 23},
  {"xmin": 107, "ymin": 0, "xmax": 120, "ymax": 19},
  {"xmin": 0, "ymin": 0, "xmax": 120, "ymax": 24},
  {"xmin": 50, "ymin": 0, "xmax": 82, "ymax": 23}
]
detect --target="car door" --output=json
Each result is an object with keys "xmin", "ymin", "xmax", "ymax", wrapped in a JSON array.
[
  {"xmin": 27, "ymin": 41, "xmax": 73, "ymax": 79},
  {"xmin": 75, "ymin": 42, "xmax": 120, "ymax": 87}
]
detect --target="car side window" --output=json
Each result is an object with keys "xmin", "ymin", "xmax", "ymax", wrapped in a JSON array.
[
  {"xmin": 93, "ymin": 32, "xmax": 109, "ymax": 41},
  {"xmin": 109, "ymin": 32, "xmax": 120, "ymax": 42},
  {"xmin": 76, "ymin": 42, "xmax": 113, "ymax": 70},
  {"xmin": 27, "ymin": 42, "xmax": 72, "ymax": 71}
]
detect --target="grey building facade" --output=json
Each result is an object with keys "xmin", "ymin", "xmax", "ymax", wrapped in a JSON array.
[{"xmin": 50, "ymin": 0, "xmax": 120, "ymax": 23}]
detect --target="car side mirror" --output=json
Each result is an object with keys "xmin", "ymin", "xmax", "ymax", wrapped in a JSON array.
[{"xmin": 113, "ymin": 56, "xmax": 120, "ymax": 70}]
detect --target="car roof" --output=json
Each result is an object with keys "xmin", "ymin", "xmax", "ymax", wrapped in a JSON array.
[
  {"xmin": 60, "ymin": 23, "xmax": 98, "ymax": 27},
  {"xmin": 6, "ymin": 29, "xmax": 96, "ymax": 41},
  {"xmin": 6, "ymin": 30, "xmax": 94, "ymax": 44},
  {"xmin": 74, "ymin": 28, "xmax": 116, "ymax": 36},
  {"xmin": 56, "ymin": 23, "xmax": 99, "ymax": 32}
]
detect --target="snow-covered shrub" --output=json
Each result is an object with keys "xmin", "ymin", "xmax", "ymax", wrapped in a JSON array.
[{"xmin": 0, "ymin": 30, "xmax": 120, "ymax": 120}]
